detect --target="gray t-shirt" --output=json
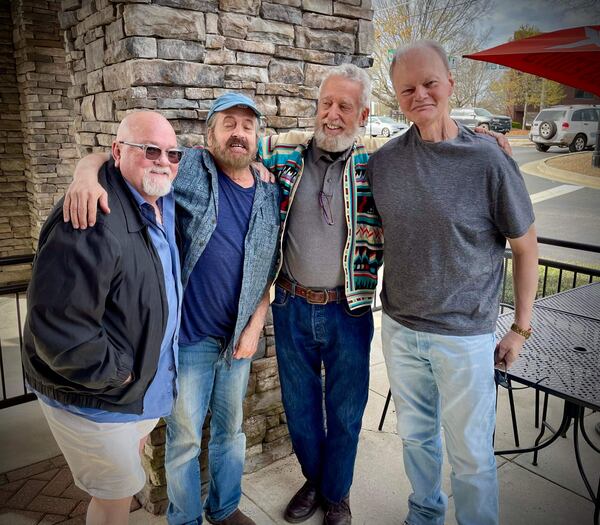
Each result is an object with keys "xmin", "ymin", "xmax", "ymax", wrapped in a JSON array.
[
  {"xmin": 282, "ymin": 142, "xmax": 350, "ymax": 288},
  {"xmin": 367, "ymin": 125, "xmax": 534, "ymax": 335}
]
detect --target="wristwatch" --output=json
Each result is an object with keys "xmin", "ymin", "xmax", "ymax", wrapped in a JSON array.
[{"xmin": 510, "ymin": 323, "xmax": 532, "ymax": 340}]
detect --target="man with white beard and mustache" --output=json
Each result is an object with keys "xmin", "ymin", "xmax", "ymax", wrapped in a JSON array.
[
  {"xmin": 259, "ymin": 64, "xmax": 383, "ymax": 525},
  {"xmin": 59, "ymin": 96, "xmax": 280, "ymax": 525},
  {"xmin": 22, "ymin": 111, "xmax": 183, "ymax": 525}
]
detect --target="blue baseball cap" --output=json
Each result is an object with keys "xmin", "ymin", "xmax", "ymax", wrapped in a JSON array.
[{"xmin": 207, "ymin": 93, "xmax": 262, "ymax": 122}]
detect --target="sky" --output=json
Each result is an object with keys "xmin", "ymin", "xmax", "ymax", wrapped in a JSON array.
[{"xmin": 484, "ymin": 0, "xmax": 600, "ymax": 47}]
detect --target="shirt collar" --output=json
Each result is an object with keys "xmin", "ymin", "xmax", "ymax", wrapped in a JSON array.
[
  {"xmin": 124, "ymin": 180, "xmax": 167, "ymax": 214},
  {"xmin": 309, "ymin": 140, "xmax": 353, "ymax": 165}
]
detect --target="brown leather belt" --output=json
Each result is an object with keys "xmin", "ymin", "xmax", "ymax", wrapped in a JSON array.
[{"xmin": 276, "ymin": 274, "xmax": 344, "ymax": 305}]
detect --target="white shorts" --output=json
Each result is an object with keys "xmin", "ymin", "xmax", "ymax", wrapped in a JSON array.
[{"xmin": 39, "ymin": 400, "xmax": 158, "ymax": 500}]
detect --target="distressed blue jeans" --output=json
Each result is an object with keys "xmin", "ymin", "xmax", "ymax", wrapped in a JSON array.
[
  {"xmin": 272, "ymin": 285, "xmax": 373, "ymax": 504},
  {"xmin": 165, "ymin": 337, "xmax": 251, "ymax": 525},
  {"xmin": 382, "ymin": 313, "xmax": 498, "ymax": 525}
]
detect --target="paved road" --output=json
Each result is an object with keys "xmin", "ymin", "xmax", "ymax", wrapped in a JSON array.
[{"xmin": 513, "ymin": 146, "xmax": 600, "ymax": 266}]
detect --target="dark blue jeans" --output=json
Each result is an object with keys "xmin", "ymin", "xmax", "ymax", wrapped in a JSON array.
[{"xmin": 272, "ymin": 285, "xmax": 374, "ymax": 504}]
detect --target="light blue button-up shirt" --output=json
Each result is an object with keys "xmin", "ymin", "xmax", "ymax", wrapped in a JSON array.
[{"xmin": 37, "ymin": 183, "xmax": 182, "ymax": 422}]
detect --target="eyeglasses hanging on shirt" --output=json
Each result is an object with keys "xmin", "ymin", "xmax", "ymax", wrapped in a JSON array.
[{"xmin": 318, "ymin": 190, "xmax": 335, "ymax": 226}]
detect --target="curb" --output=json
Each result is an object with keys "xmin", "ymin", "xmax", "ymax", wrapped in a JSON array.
[
  {"xmin": 520, "ymin": 154, "xmax": 600, "ymax": 189},
  {"xmin": 508, "ymin": 138, "xmax": 534, "ymax": 147}
]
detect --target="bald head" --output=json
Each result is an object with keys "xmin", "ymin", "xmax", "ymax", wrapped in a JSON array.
[
  {"xmin": 389, "ymin": 40, "xmax": 450, "ymax": 84},
  {"xmin": 116, "ymin": 111, "xmax": 176, "ymax": 143},
  {"xmin": 112, "ymin": 111, "xmax": 179, "ymax": 204},
  {"xmin": 388, "ymin": 41, "xmax": 455, "ymax": 137}
]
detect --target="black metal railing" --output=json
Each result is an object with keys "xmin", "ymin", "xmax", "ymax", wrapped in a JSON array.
[
  {"xmin": 373, "ymin": 237, "xmax": 600, "ymax": 313},
  {"xmin": 1, "ymin": 238, "xmax": 599, "ymax": 411},
  {"xmin": 0, "ymin": 254, "xmax": 35, "ymax": 409},
  {"xmin": 500, "ymin": 237, "xmax": 600, "ymax": 305}
]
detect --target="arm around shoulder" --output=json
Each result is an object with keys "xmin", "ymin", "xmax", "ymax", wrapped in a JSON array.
[{"xmin": 63, "ymin": 152, "xmax": 111, "ymax": 229}]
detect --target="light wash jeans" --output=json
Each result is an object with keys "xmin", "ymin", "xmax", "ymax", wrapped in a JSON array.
[
  {"xmin": 165, "ymin": 337, "xmax": 251, "ymax": 525},
  {"xmin": 381, "ymin": 313, "xmax": 498, "ymax": 525}
]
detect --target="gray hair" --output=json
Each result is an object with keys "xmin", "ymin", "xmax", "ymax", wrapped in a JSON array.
[
  {"xmin": 319, "ymin": 63, "xmax": 371, "ymax": 109},
  {"xmin": 389, "ymin": 40, "xmax": 450, "ymax": 80}
]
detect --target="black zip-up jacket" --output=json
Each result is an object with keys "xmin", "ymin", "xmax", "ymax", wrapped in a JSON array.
[{"xmin": 22, "ymin": 160, "xmax": 168, "ymax": 414}]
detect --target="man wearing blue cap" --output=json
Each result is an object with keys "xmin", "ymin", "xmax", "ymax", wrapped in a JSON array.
[{"xmin": 62, "ymin": 95, "xmax": 280, "ymax": 525}]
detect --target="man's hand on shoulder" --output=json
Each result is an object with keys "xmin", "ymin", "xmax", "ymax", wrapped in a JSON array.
[
  {"xmin": 63, "ymin": 152, "xmax": 111, "ymax": 229},
  {"xmin": 63, "ymin": 178, "xmax": 109, "ymax": 229},
  {"xmin": 251, "ymin": 161, "xmax": 276, "ymax": 184},
  {"xmin": 474, "ymin": 127, "xmax": 512, "ymax": 156}
]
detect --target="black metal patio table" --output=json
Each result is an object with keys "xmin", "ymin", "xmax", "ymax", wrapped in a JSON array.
[{"xmin": 494, "ymin": 282, "xmax": 600, "ymax": 524}]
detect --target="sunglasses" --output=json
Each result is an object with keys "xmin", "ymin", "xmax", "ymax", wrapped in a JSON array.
[{"xmin": 119, "ymin": 141, "xmax": 183, "ymax": 164}]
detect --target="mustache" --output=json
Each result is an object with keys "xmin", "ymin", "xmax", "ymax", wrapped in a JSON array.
[
  {"xmin": 226, "ymin": 136, "xmax": 249, "ymax": 149},
  {"xmin": 323, "ymin": 119, "xmax": 344, "ymax": 127},
  {"xmin": 145, "ymin": 167, "xmax": 171, "ymax": 175}
]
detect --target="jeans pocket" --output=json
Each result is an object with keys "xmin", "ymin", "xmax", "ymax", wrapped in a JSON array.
[
  {"xmin": 272, "ymin": 285, "xmax": 289, "ymax": 306},
  {"xmin": 343, "ymin": 301, "xmax": 372, "ymax": 318}
]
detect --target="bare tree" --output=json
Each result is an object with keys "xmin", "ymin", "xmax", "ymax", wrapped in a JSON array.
[
  {"xmin": 450, "ymin": 57, "xmax": 498, "ymax": 108},
  {"xmin": 371, "ymin": 0, "xmax": 493, "ymax": 111}
]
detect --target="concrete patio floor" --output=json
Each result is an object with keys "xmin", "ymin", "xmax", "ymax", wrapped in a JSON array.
[{"xmin": 1, "ymin": 311, "xmax": 599, "ymax": 525}]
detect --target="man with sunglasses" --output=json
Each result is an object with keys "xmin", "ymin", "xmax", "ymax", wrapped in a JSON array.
[
  {"xmin": 59, "ymin": 95, "xmax": 279, "ymax": 525},
  {"xmin": 22, "ymin": 111, "xmax": 183, "ymax": 525}
]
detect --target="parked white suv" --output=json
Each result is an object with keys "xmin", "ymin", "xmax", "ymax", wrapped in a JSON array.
[{"xmin": 529, "ymin": 105, "xmax": 599, "ymax": 152}]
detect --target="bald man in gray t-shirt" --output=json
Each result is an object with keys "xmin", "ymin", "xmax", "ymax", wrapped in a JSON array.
[{"xmin": 366, "ymin": 41, "xmax": 539, "ymax": 525}]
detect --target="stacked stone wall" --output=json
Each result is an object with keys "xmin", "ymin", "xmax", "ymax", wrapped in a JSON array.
[
  {"xmin": 0, "ymin": 1, "xmax": 28, "ymax": 258},
  {"xmin": 58, "ymin": 0, "xmax": 374, "ymax": 150},
  {"xmin": 10, "ymin": 0, "xmax": 77, "ymax": 250},
  {"xmin": 56, "ymin": 2, "xmax": 373, "ymax": 510}
]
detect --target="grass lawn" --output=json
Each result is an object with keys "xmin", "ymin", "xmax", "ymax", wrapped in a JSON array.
[{"xmin": 500, "ymin": 259, "xmax": 599, "ymax": 306}]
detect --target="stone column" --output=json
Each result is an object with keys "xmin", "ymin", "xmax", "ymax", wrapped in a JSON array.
[
  {"xmin": 0, "ymin": 1, "xmax": 27, "ymax": 259},
  {"xmin": 9, "ymin": 0, "xmax": 77, "ymax": 253}
]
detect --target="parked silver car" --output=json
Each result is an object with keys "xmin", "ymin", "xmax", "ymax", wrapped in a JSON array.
[
  {"xmin": 450, "ymin": 107, "xmax": 512, "ymax": 134},
  {"xmin": 366, "ymin": 116, "xmax": 409, "ymax": 137},
  {"xmin": 529, "ymin": 105, "xmax": 599, "ymax": 152}
]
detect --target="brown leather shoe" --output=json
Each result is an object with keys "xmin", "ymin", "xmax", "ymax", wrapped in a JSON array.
[
  {"xmin": 206, "ymin": 508, "xmax": 256, "ymax": 525},
  {"xmin": 323, "ymin": 496, "xmax": 351, "ymax": 525},
  {"xmin": 284, "ymin": 481, "xmax": 321, "ymax": 523}
]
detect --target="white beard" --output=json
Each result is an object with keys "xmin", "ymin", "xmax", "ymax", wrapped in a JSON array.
[
  {"xmin": 313, "ymin": 124, "xmax": 357, "ymax": 153},
  {"xmin": 142, "ymin": 168, "xmax": 172, "ymax": 197}
]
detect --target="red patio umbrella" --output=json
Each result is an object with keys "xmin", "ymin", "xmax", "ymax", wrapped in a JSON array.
[{"xmin": 464, "ymin": 25, "xmax": 600, "ymax": 166}]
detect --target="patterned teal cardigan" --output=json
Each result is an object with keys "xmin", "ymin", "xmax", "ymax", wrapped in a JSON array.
[{"xmin": 258, "ymin": 131, "xmax": 385, "ymax": 310}]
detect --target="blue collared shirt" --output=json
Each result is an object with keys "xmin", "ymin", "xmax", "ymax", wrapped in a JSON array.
[{"xmin": 37, "ymin": 183, "xmax": 182, "ymax": 422}]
